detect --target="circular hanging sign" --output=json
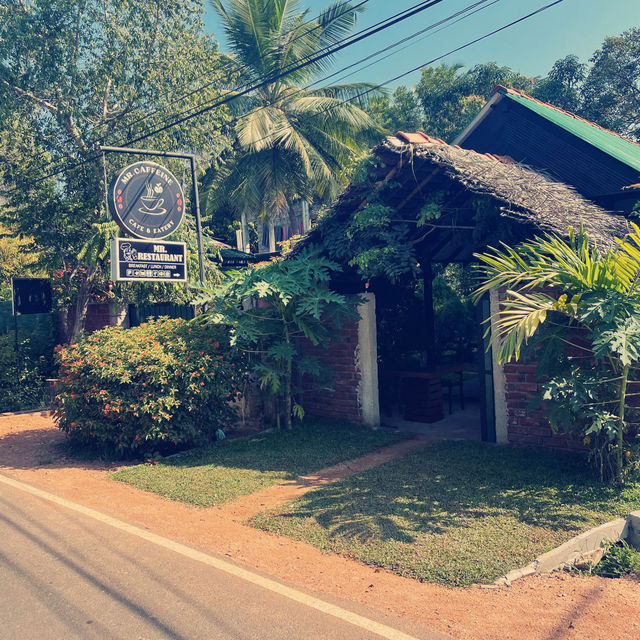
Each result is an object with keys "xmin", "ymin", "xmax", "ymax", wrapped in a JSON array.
[{"xmin": 109, "ymin": 161, "xmax": 185, "ymax": 240}]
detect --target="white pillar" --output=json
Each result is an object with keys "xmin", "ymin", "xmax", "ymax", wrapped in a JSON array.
[
  {"xmin": 302, "ymin": 201, "xmax": 311, "ymax": 233},
  {"xmin": 109, "ymin": 302, "xmax": 130, "ymax": 328},
  {"xmin": 490, "ymin": 288, "xmax": 508, "ymax": 444},
  {"xmin": 356, "ymin": 292, "xmax": 380, "ymax": 428},
  {"xmin": 238, "ymin": 212, "xmax": 250, "ymax": 253},
  {"xmin": 268, "ymin": 223, "xmax": 276, "ymax": 252}
]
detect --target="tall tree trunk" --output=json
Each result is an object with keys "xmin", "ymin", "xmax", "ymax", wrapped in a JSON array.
[
  {"xmin": 69, "ymin": 266, "xmax": 98, "ymax": 344},
  {"xmin": 58, "ymin": 307, "xmax": 70, "ymax": 345},
  {"xmin": 285, "ymin": 197, "xmax": 298, "ymax": 235},
  {"xmin": 283, "ymin": 322, "xmax": 293, "ymax": 430}
]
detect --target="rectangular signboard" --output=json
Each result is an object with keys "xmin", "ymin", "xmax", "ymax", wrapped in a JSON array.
[
  {"xmin": 11, "ymin": 278, "xmax": 52, "ymax": 315},
  {"xmin": 110, "ymin": 238, "xmax": 187, "ymax": 282}
]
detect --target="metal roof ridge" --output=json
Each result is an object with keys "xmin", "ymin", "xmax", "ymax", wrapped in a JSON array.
[
  {"xmin": 494, "ymin": 85, "xmax": 640, "ymax": 150},
  {"xmin": 391, "ymin": 133, "xmax": 514, "ymax": 165}
]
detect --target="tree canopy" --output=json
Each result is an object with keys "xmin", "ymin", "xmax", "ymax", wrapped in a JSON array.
[
  {"xmin": 0, "ymin": 0, "xmax": 233, "ymax": 339},
  {"xmin": 368, "ymin": 29, "xmax": 640, "ymax": 143}
]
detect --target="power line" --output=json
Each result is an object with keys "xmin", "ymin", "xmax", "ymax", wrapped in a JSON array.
[
  {"xmin": 113, "ymin": 0, "xmax": 508, "ymax": 160},
  {"xmin": 4, "ymin": 0, "xmax": 450, "ymax": 190},
  {"xmin": 110, "ymin": 0, "xmax": 451, "ymax": 148},
  {"xmin": 195, "ymin": 0, "xmax": 501, "ymax": 154},
  {"xmin": 5, "ymin": 0, "xmax": 566, "ymax": 194},
  {"xmin": 106, "ymin": 0, "xmax": 373, "ymax": 144},
  {"xmin": 321, "ymin": 0, "xmax": 502, "ymax": 87},
  {"xmin": 23, "ymin": 0, "xmax": 372, "ymax": 166},
  {"xmin": 207, "ymin": 0, "xmax": 568, "ymax": 154}
]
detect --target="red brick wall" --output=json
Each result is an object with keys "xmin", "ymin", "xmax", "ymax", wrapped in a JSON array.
[
  {"xmin": 299, "ymin": 319, "xmax": 363, "ymax": 424},
  {"xmin": 58, "ymin": 303, "xmax": 119, "ymax": 342},
  {"xmin": 503, "ymin": 361, "xmax": 584, "ymax": 450}
]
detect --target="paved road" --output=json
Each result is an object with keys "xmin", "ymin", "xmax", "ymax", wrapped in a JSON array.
[{"xmin": 0, "ymin": 474, "xmax": 448, "ymax": 640}]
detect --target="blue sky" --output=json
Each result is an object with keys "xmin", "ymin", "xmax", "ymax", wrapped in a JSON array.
[{"xmin": 203, "ymin": 0, "xmax": 639, "ymax": 89}]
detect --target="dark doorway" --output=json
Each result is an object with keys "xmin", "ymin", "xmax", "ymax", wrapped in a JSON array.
[{"xmin": 374, "ymin": 263, "xmax": 488, "ymax": 440}]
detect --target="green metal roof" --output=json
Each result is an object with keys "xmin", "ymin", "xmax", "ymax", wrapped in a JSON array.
[{"xmin": 499, "ymin": 88, "xmax": 640, "ymax": 173}]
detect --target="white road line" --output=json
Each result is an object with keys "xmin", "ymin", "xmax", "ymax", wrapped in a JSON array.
[{"xmin": 0, "ymin": 472, "xmax": 424, "ymax": 640}]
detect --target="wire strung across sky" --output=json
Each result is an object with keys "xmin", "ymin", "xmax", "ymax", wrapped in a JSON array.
[
  {"xmin": 111, "ymin": 0, "xmax": 450, "ymax": 148},
  {"xmin": 323, "ymin": 0, "xmax": 503, "ymax": 87},
  {"xmin": 31, "ymin": 0, "xmax": 438, "ymax": 166},
  {"xmin": 213, "ymin": 0, "xmax": 567, "ymax": 156},
  {"xmin": 110, "ymin": 0, "xmax": 498, "ymax": 156},
  {"xmin": 23, "ymin": 0, "xmax": 372, "ymax": 166},
  {"xmin": 6, "ymin": 0, "xmax": 450, "ymax": 191},
  {"xmin": 164, "ymin": 0, "xmax": 502, "ymax": 164},
  {"xmin": 4, "ymin": 0, "xmax": 566, "ymax": 195},
  {"xmin": 141, "ymin": 0, "xmax": 501, "ymax": 146}
]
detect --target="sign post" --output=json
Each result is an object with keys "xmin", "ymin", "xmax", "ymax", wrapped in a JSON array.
[
  {"xmin": 100, "ymin": 145, "xmax": 206, "ymax": 285},
  {"xmin": 11, "ymin": 277, "xmax": 53, "ymax": 366}
]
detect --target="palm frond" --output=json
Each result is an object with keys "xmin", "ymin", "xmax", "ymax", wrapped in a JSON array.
[
  {"xmin": 492, "ymin": 290, "xmax": 564, "ymax": 363},
  {"xmin": 308, "ymin": 82, "xmax": 386, "ymax": 107}
]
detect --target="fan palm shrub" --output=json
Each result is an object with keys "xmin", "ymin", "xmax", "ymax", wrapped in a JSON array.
[
  {"xmin": 208, "ymin": 0, "xmax": 381, "ymax": 225},
  {"xmin": 473, "ymin": 225, "xmax": 640, "ymax": 483}
]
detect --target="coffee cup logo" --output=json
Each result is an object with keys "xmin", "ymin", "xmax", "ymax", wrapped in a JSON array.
[
  {"xmin": 139, "ymin": 182, "xmax": 166, "ymax": 215},
  {"xmin": 109, "ymin": 161, "xmax": 185, "ymax": 240}
]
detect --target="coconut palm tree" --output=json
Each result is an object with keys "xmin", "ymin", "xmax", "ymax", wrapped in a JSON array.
[{"xmin": 208, "ymin": 0, "xmax": 381, "ymax": 227}]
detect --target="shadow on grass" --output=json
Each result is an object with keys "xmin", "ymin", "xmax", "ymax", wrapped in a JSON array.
[
  {"xmin": 109, "ymin": 420, "xmax": 410, "ymax": 506},
  {"xmin": 148, "ymin": 419, "xmax": 408, "ymax": 477},
  {"xmin": 265, "ymin": 441, "xmax": 640, "ymax": 544}
]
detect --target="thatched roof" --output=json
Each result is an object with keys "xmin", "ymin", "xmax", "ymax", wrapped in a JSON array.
[
  {"xmin": 297, "ymin": 133, "xmax": 629, "ymax": 266},
  {"xmin": 382, "ymin": 133, "xmax": 628, "ymax": 245}
]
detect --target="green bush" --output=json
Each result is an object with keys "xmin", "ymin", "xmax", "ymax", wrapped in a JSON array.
[
  {"xmin": 0, "ymin": 333, "xmax": 48, "ymax": 412},
  {"xmin": 53, "ymin": 318, "xmax": 246, "ymax": 457},
  {"xmin": 593, "ymin": 540, "xmax": 640, "ymax": 579}
]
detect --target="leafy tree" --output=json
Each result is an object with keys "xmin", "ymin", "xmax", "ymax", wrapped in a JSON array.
[
  {"xmin": 415, "ymin": 62, "xmax": 534, "ymax": 141},
  {"xmin": 367, "ymin": 85, "xmax": 422, "ymax": 135},
  {"xmin": 207, "ymin": 0, "xmax": 381, "ymax": 227},
  {"xmin": 532, "ymin": 55, "xmax": 586, "ymax": 113},
  {"xmin": 474, "ymin": 226, "xmax": 640, "ymax": 483},
  {"xmin": 581, "ymin": 28, "xmax": 640, "ymax": 140},
  {"xmin": 200, "ymin": 248, "xmax": 359, "ymax": 430},
  {"xmin": 0, "ymin": 222, "xmax": 43, "ymax": 300},
  {"xmin": 0, "ymin": 0, "xmax": 232, "ymax": 341}
]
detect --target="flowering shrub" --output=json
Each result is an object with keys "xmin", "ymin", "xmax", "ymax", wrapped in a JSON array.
[{"xmin": 53, "ymin": 318, "xmax": 246, "ymax": 457}]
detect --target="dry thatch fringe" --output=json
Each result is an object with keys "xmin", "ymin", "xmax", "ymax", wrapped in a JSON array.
[
  {"xmin": 381, "ymin": 136, "xmax": 629, "ymax": 250},
  {"xmin": 288, "ymin": 135, "xmax": 631, "ymax": 259}
]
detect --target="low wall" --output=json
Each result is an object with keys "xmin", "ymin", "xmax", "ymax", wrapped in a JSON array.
[
  {"xmin": 301, "ymin": 319, "xmax": 363, "ymax": 424},
  {"xmin": 59, "ymin": 302, "xmax": 129, "ymax": 341},
  {"xmin": 300, "ymin": 293, "xmax": 379, "ymax": 427}
]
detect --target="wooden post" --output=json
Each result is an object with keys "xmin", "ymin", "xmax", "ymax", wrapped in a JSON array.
[{"xmin": 423, "ymin": 261, "xmax": 437, "ymax": 366}]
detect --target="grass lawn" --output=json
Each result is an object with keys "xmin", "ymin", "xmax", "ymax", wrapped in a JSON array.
[
  {"xmin": 251, "ymin": 441, "xmax": 640, "ymax": 587},
  {"xmin": 110, "ymin": 419, "xmax": 407, "ymax": 506}
]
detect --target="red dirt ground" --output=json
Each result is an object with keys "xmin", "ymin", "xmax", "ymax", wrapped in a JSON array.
[{"xmin": 1, "ymin": 411, "xmax": 639, "ymax": 640}]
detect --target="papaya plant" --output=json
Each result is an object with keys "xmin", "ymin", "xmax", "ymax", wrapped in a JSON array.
[
  {"xmin": 199, "ymin": 248, "xmax": 360, "ymax": 429},
  {"xmin": 473, "ymin": 224, "xmax": 640, "ymax": 483}
]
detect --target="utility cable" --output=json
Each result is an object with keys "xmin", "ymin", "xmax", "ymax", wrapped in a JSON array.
[
  {"xmin": 212, "ymin": 0, "xmax": 567, "ymax": 154},
  {"xmin": 11, "ymin": 0, "xmax": 442, "ymax": 180},
  {"xmin": 109, "ymin": 0, "xmax": 450, "ymax": 148},
  {"xmin": 4, "ymin": 0, "xmax": 450, "ymax": 190},
  {"xmin": 22, "ymin": 0, "xmax": 372, "ymax": 166},
  {"xmin": 4, "ymin": 0, "xmax": 565, "ymax": 194}
]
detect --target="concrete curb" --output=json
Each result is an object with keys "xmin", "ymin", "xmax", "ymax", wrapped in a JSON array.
[
  {"xmin": 0, "ymin": 407, "xmax": 51, "ymax": 418},
  {"xmin": 494, "ymin": 510, "xmax": 640, "ymax": 586}
]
